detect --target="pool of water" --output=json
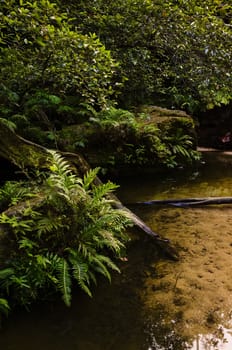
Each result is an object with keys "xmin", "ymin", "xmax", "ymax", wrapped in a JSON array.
[{"xmin": 1, "ymin": 151, "xmax": 232, "ymax": 350}]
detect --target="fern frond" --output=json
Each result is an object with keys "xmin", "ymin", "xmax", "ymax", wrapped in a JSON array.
[
  {"xmin": 19, "ymin": 238, "xmax": 37, "ymax": 250},
  {"xmin": 56, "ymin": 258, "xmax": 72, "ymax": 307},
  {"xmin": 49, "ymin": 151, "xmax": 72, "ymax": 176},
  {"xmin": 77, "ymin": 241, "xmax": 97, "ymax": 262},
  {"xmin": 66, "ymin": 248, "xmax": 92, "ymax": 297},
  {"xmin": 96, "ymin": 210, "xmax": 132, "ymax": 232},
  {"xmin": 95, "ymin": 254, "xmax": 121, "ymax": 274},
  {"xmin": 35, "ymin": 254, "xmax": 51, "ymax": 268},
  {"xmin": 45, "ymin": 252, "xmax": 64, "ymax": 283},
  {"xmin": 72, "ymin": 262, "xmax": 92, "ymax": 297},
  {"xmin": 47, "ymin": 151, "xmax": 86, "ymax": 205},
  {"xmin": 22, "ymin": 207, "xmax": 41, "ymax": 218},
  {"xmin": 37, "ymin": 216, "xmax": 65, "ymax": 237},
  {"xmin": 88, "ymin": 270, "xmax": 97, "ymax": 285},
  {"xmin": 0, "ymin": 298, "xmax": 10, "ymax": 315},
  {"xmin": 46, "ymin": 252, "xmax": 61, "ymax": 266},
  {"xmin": 97, "ymin": 229, "xmax": 124, "ymax": 253},
  {"xmin": 82, "ymin": 168, "xmax": 100, "ymax": 190},
  {"xmin": 10, "ymin": 275, "xmax": 30, "ymax": 289},
  {"xmin": 0, "ymin": 181, "xmax": 33, "ymax": 208},
  {"xmin": 91, "ymin": 255, "xmax": 115, "ymax": 281},
  {"xmin": 92, "ymin": 181, "xmax": 118, "ymax": 200}
]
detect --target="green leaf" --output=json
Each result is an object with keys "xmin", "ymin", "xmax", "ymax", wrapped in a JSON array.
[
  {"xmin": 56, "ymin": 258, "xmax": 72, "ymax": 307},
  {"xmin": 0, "ymin": 298, "xmax": 10, "ymax": 315}
]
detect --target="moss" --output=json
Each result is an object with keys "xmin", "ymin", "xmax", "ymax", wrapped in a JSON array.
[
  {"xmin": 57, "ymin": 106, "xmax": 198, "ymax": 174},
  {"xmin": 137, "ymin": 105, "xmax": 195, "ymax": 128}
]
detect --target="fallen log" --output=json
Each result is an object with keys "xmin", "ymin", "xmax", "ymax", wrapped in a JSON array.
[
  {"xmin": 0, "ymin": 121, "xmax": 178, "ymax": 260},
  {"xmin": 131, "ymin": 197, "xmax": 232, "ymax": 207},
  {"xmin": 0, "ymin": 121, "xmax": 50, "ymax": 170}
]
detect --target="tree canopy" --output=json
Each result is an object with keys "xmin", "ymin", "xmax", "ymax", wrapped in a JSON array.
[
  {"xmin": 0, "ymin": 0, "xmax": 120, "ymax": 111},
  {"xmin": 1, "ymin": 0, "xmax": 231, "ymax": 115},
  {"xmin": 61, "ymin": 0, "xmax": 232, "ymax": 112}
]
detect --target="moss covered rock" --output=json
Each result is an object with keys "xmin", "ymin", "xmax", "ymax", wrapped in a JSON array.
[{"xmin": 57, "ymin": 106, "xmax": 199, "ymax": 174}]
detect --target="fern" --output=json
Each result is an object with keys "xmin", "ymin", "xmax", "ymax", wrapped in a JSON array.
[
  {"xmin": 72, "ymin": 261, "xmax": 92, "ymax": 297},
  {"xmin": 0, "ymin": 213, "xmax": 34, "ymax": 234},
  {"xmin": 0, "ymin": 181, "xmax": 34, "ymax": 209},
  {"xmin": 92, "ymin": 181, "xmax": 118, "ymax": 201},
  {"xmin": 95, "ymin": 107, "xmax": 135, "ymax": 126},
  {"xmin": 49, "ymin": 151, "xmax": 72, "ymax": 176},
  {"xmin": 56, "ymin": 258, "xmax": 72, "ymax": 307},
  {"xmin": 77, "ymin": 241, "xmax": 92, "ymax": 259},
  {"xmin": 37, "ymin": 215, "xmax": 65, "ymax": 237},
  {"xmin": 19, "ymin": 238, "xmax": 38, "ymax": 250},
  {"xmin": 47, "ymin": 150, "xmax": 84, "ymax": 204},
  {"xmin": 0, "ymin": 298, "xmax": 10, "ymax": 316},
  {"xmin": 46, "ymin": 252, "xmax": 62, "ymax": 268},
  {"xmin": 24, "ymin": 91, "xmax": 61, "ymax": 111},
  {"xmin": 101, "ymin": 256, "xmax": 121, "ymax": 274},
  {"xmin": 67, "ymin": 248, "xmax": 92, "ymax": 296},
  {"xmin": 90, "ymin": 256, "xmax": 111, "ymax": 281},
  {"xmin": 0, "ymin": 151, "xmax": 131, "ymax": 309},
  {"xmin": 82, "ymin": 167, "xmax": 100, "ymax": 190},
  {"xmin": 97, "ymin": 229, "xmax": 124, "ymax": 253}
]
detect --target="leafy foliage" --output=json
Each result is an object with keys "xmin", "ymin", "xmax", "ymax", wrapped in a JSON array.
[
  {"xmin": 63, "ymin": 0, "xmax": 232, "ymax": 112},
  {"xmin": 1, "ymin": 0, "xmax": 231, "ymax": 119},
  {"xmin": 0, "ymin": 298, "xmax": 10, "ymax": 316},
  {"xmin": 0, "ymin": 0, "xmax": 120, "ymax": 117},
  {"xmin": 0, "ymin": 181, "xmax": 34, "ymax": 210},
  {"xmin": 0, "ymin": 152, "xmax": 131, "ymax": 313}
]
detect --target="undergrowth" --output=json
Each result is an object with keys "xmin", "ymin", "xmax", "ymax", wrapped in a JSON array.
[{"xmin": 0, "ymin": 152, "xmax": 132, "ymax": 316}]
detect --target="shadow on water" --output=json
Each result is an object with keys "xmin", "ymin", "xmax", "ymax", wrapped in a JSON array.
[
  {"xmin": 2, "ymin": 151, "xmax": 232, "ymax": 349},
  {"xmin": 0, "ymin": 238, "xmax": 163, "ymax": 350}
]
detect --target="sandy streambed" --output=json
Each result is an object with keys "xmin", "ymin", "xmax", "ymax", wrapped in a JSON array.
[{"xmin": 140, "ymin": 204, "xmax": 232, "ymax": 347}]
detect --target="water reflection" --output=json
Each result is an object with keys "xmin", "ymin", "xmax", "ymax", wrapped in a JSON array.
[
  {"xmin": 119, "ymin": 151, "xmax": 232, "ymax": 349},
  {"xmin": 192, "ymin": 328, "xmax": 232, "ymax": 350},
  {"xmin": 143, "ymin": 312, "xmax": 232, "ymax": 350},
  {"xmin": 117, "ymin": 152, "xmax": 232, "ymax": 203}
]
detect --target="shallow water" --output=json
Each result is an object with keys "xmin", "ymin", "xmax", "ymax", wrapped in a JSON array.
[{"xmin": 1, "ymin": 151, "xmax": 232, "ymax": 350}]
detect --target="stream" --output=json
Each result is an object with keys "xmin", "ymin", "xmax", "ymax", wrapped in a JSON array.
[{"xmin": 1, "ymin": 150, "xmax": 232, "ymax": 349}]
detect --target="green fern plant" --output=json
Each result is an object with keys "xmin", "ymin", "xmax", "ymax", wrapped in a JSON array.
[
  {"xmin": 0, "ymin": 181, "xmax": 36, "ymax": 211},
  {"xmin": 45, "ymin": 151, "xmax": 131, "ymax": 303},
  {"xmin": 56, "ymin": 258, "xmax": 72, "ymax": 307},
  {"xmin": 163, "ymin": 129, "xmax": 201, "ymax": 167},
  {"xmin": 0, "ymin": 151, "xmax": 132, "ymax": 313},
  {"xmin": 91, "ymin": 107, "xmax": 136, "ymax": 127}
]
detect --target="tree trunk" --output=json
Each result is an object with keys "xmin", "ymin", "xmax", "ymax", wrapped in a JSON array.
[{"xmin": 0, "ymin": 122, "xmax": 178, "ymax": 260}]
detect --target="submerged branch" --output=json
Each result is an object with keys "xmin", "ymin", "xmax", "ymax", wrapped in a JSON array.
[
  {"xmin": 131, "ymin": 197, "xmax": 232, "ymax": 207},
  {"xmin": 61, "ymin": 152, "xmax": 179, "ymax": 259}
]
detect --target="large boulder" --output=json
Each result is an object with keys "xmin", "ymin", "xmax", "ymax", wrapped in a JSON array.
[{"xmin": 57, "ymin": 106, "xmax": 198, "ymax": 175}]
